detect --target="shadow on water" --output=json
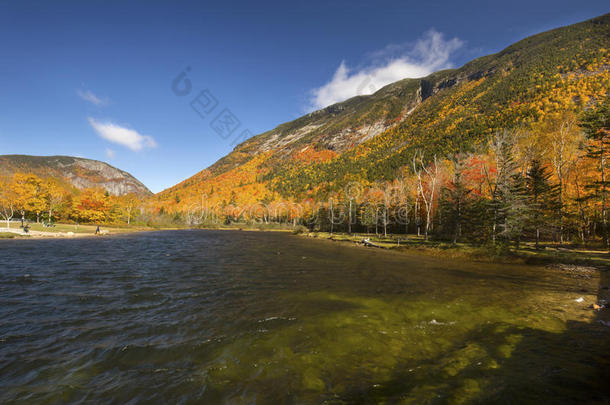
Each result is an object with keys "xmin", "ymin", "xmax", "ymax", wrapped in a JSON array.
[
  {"xmin": 339, "ymin": 268, "xmax": 610, "ymax": 404},
  {"xmin": 192, "ymin": 235, "xmax": 610, "ymax": 403},
  {"xmin": 339, "ymin": 321, "xmax": 610, "ymax": 404}
]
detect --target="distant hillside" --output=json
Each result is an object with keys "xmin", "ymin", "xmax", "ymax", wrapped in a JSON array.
[
  {"xmin": 0, "ymin": 155, "xmax": 152, "ymax": 196},
  {"xmin": 158, "ymin": 13, "xmax": 609, "ymax": 210}
]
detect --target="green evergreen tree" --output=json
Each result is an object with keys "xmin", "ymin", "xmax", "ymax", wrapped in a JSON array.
[
  {"xmin": 500, "ymin": 172, "xmax": 530, "ymax": 248},
  {"xmin": 526, "ymin": 159, "xmax": 558, "ymax": 249},
  {"xmin": 580, "ymin": 96, "xmax": 610, "ymax": 246},
  {"xmin": 439, "ymin": 154, "xmax": 471, "ymax": 244}
]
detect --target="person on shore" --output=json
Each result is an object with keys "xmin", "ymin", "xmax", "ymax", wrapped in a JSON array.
[
  {"xmin": 95, "ymin": 225, "xmax": 100, "ymax": 235},
  {"xmin": 23, "ymin": 224, "xmax": 30, "ymax": 234}
]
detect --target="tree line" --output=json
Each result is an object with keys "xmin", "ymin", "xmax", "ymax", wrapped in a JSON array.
[
  {"xmin": 1, "ymin": 96, "xmax": 608, "ymax": 247},
  {"xmin": 0, "ymin": 174, "xmax": 141, "ymax": 228}
]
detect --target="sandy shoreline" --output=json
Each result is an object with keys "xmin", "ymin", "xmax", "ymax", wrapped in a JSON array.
[
  {"xmin": 0, "ymin": 226, "xmax": 279, "ymax": 240},
  {"xmin": 0, "ymin": 227, "xmax": 101, "ymax": 238}
]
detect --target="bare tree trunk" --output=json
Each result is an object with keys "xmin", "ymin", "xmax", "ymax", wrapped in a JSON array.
[
  {"xmin": 383, "ymin": 206, "xmax": 388, "ymax": 237},
  {"xmin": 453, "ymin": 198, "xmax": 461, "ymax": 245},
  {"xmin": 375, "ymin": 206, "xmax": 379, "ymax": 236},
  {"xmin": 404, "ymin": 202, "xmax": 410, "ymax": 236},
  {"xmin": 1, "ymin": 206, "xmax": 13, "ymax": 229},
  {"xmin": 415, "ymin": 197, "xmax": 420, "ymax": 236},
  {"xmin": 574, "ymin": 172, "xmax": 588, "ymax": 246},
  {"xmin": 558, "ymin": 178, "xmax": 564, "ymax": 244},
  {"xmin": 329, "ymin": 199, "xmax": 334, "ymax": 235},
  {"xmin": 602, "ymin": 137, "xmax": 608, "ymax": 247},
  {"xmin": 348, "ymin": 199, "xmax": 352, "ymax": 234},
  {"xmin": 551, "ymin": 120, "xmax": 571, "ymax": 245},
  {"xmin": 414, "ymin": 152, "xmax": 438, "ymax": 241}
]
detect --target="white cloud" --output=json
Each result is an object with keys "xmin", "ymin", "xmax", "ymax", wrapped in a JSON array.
[
  {"xmin": 105, "ymin": 148, "xmax": 116, "ymax": 159},
  {"xmin": 308, "ymin": 30, "xmax": 464, "ymax": 110},
  {"xmin": 77, "ymin": 89, "xmax": 108, "ymax": 106},
  {"xmin": 88, "ymin": 117, "xmax": 157, "ymax": 151}
]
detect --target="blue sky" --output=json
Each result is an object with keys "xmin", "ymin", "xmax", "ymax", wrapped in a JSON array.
[{"xmin": 0, "ymin": 1, "xmax": 607, "ymax": 193}]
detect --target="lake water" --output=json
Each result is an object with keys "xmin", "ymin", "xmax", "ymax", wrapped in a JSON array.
[{"xmin": 1, "ymin": 230, "xmax": 608, "ymax": 403}]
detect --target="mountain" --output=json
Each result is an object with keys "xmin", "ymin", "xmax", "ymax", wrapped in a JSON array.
[
  {"xmin": 158, "ymin": 13, "xmax": 610, "ymax": 210},
  {"xmin": 0, "ymin": 155, "xmax": 152, "ymax": 196}
]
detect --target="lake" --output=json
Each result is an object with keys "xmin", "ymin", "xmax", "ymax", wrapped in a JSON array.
[{"xmin": 1, "ymin": 230, "xmax": 608, "ymax": 403}]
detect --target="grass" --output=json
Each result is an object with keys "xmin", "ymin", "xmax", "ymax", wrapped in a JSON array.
[
  {"xmin": 26, "ymin": 223, "xmax": 103, "ymax": 234},
  {"xmin": 302, "ymin": 232, "xmax": 610, "ymax": 268},
  {"xmin": 193, "ymin": 221, "xmax": 299, "ymax": 232},
  {"xmin": 2, "ymin": 222, "xmax": 156, "ymax": 235},
  {"xmin": 0, "ymin": 221, "xmax": 297, "ymax": 239}
]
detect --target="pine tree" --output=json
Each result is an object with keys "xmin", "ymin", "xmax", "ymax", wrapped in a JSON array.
[
  {"xmin": 526, "ymin": 159, "xmax": 558, "ymax": 249},
  {"xmin": 580, "ymin": 96, "xmax": 610, "ymax": 246},
  {"xmin": 439, "ymin": 154, "xmax": 471, "ymax": 244},
  {"xmin": 500, "ymin": 172, "xmax": 530, "ymax": 248}
]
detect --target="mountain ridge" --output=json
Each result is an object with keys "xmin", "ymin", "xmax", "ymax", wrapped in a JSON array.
[
  {"xmin": 0, "ymin": 154, "xmax": 152, "ymax": 196},
  {"xmin": 155, "ymin": 12, "xmax": 609, "ymax": 210}
]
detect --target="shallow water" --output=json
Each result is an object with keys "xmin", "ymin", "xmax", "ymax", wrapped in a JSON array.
[{"xmin": 0, "ymin": 230, "xmax": 608, "ymax": 403}]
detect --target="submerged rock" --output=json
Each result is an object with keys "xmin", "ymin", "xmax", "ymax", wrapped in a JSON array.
[{"xmin": 548, "ymin": 264, "xmax": 598, "ymax": 279}]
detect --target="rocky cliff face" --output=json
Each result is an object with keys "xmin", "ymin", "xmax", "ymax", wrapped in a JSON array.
[
  {"xmin": 201, "ymin": 76, "xmax": 424, "ymax": 177},
  {"xmin": 0, "ymin": 155, "xmax": 152, "ymax": 196},
  {"xmin": 203, "ymin": 60, "xmax": 498, "ymax": 177}
]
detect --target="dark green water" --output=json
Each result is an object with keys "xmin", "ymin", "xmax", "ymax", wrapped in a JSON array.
[{"xmin": 0, "ymin": 230, "xmax": 608, "ymax": 403}]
